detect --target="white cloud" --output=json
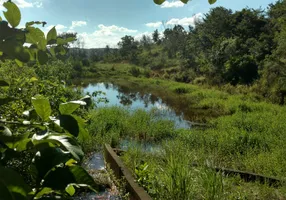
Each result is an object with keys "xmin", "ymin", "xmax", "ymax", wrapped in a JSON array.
[
  {"xmin": 33, "ymin": 1, "xmax": 43, "ymax": 8},
  {"xmin": 145, "ymin": 22, "xmax": 162, "ymax": 28},
  {"xmin": 76, "ymin": 24, "xmax": 138, "ymax": 48},
  {"xmin": 166, "ymin": 13, "xmax": 203, "ymax": 26},
  {"xmin": 134, "ymin": 32, "xmax": 152, "ymax": 41},
  {"xmin": 0, "ymin": 0, "xmax": 43, "ymax": 10},
  {"xmin": 0, "ymin": 0, "xmax": 31, "ymax": 9},
  {"xmin": 45, "ymin": 24, "xmax": 67, "ymax": 34},
  {"xmin": 161, "ymin": 1, "xmax": 184, "ymax": 8},
  {"xmin": 134, "ymin": 30, "xmax": 164, "ymax": 41},
  {"xmin": 70, "ymin": 21, "xmax": 87, "ymax": 30},
  {"xmin": 95, "ymin": 24, "xmax": 137, "ymax": 36}
]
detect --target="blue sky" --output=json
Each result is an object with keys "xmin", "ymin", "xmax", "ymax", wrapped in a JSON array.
[{"xmin": 0, "ymin": 0, "xmax": 278, "ymax": 48}]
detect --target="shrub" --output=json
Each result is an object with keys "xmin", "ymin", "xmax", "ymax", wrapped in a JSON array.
[{"xmin": 129, "ymin": 66, "xmax": 141, "ymax": 77}]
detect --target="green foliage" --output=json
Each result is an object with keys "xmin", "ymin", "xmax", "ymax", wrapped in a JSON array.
[
  {"xmin": 0, "ymin": 166, "xmax": 31, "ymax": 200},
  {"xmin": 129, "ymin": 66, "xmax": 141, "ymax": 77},
  {"xmin": 0, "ymin": 1, "xmax": 76, "ymax": 66},
  {"xmin": 31, "ymin": 94, "xmax": 52, "ymax": 121},
  {"xmin": 96, "ymin": 0, "xmax": 286, "ymax": 104},
  {"xmin": 85, "ymin": 107, "xmax": 175, "ymax": 151},
  {"xmin": 135, "ymin": 162, "xmax": 153, "ymax": 192},
  {"xmin": 0, "ymin": 1, "xmax": 97, "ymax": 199},
  {"xmin": 3, "ymin": 1, "xmax": 21, "ymax": 27}
]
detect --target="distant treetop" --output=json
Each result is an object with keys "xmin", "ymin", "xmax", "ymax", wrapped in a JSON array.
[{"xmin": 153, "ymin": 0, "xmax": 217, "ymax": 5}]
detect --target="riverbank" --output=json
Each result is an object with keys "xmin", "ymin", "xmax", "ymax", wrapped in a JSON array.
[{"xmin": 77, "ymin": 64, "xmax": 286, "ymax": 199}]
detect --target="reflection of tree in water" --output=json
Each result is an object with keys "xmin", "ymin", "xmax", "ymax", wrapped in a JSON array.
[
  {"xmin": 104, "ymin": 83, "xmax": 110, "ymax": 90},
  {"xmin": 118, "ymin": 95, "xmax": 133, "ymax": 106},
  {"xmin": 112, "ymin": 84, "xmax": 160, "ymax": 107}
]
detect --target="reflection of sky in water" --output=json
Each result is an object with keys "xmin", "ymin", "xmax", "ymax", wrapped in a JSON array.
[{"xmin": 84, "ymin": 83, "xmax": 191, "ymax": 129}]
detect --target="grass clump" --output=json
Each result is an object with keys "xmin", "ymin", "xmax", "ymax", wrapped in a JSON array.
[{"xmin": 85, "ymin": 107, "xmax": 175, "ymax": 151}]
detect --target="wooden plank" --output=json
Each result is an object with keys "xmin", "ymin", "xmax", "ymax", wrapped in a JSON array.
[{"xmin": 104, "ymin": 144, "xmax": 153, "ymax": 200}]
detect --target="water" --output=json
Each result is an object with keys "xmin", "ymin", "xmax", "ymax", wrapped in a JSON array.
[
  {"xmin": 86, "ymin": 153, "xmax": 105, "ymax": 171},
  {"xmin": 75, "ymin": 152, "xmax": 121, "ymax": 200},
  {"xmin": 120, "ymin": 139, "xmax": 161, "ymax": 153},
  {"xmin": 83, "ymin": 82, "xmax": 192, "ymax": 129}
]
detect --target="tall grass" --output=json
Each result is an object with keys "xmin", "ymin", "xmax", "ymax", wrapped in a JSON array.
[
  {"xmin": 84, "ymin": 106, "xmax": 175, "ymax": 151},
  {"xmin": 81, "ymin": 69, "xmax": 286, "ymax": 198}
]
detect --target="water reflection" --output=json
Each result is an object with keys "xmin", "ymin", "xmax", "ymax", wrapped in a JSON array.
[{"xmin": 83, "ymin": 82, "xmax": 191, "ymax": 129}]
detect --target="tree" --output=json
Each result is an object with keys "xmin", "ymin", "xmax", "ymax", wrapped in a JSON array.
[
  {"xmin": 152, "ymin": 29, "xmax": 160, "ymax": 44},
  {"xmin": 153, "ymin": 0, "xmax": 217, "ymax": 5},
  {"xmin": 140, "ymin": 34, "xmax": 152, "ymax": 50},
  {"xmin": 163, "ymin": 25, "xmax": 187, "ymax": 58},
  {"xmin": 58, "ymin": 32, "xmax": 77, "ymax": 48},
  {"xmin": 118, "ymin": 35, "xmax": 139, "ymax": 63}
]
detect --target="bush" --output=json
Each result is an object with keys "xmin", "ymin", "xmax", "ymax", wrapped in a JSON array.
[{"xmin": 129, "ymin": 66, "xmax": 141, "ymax": 77}]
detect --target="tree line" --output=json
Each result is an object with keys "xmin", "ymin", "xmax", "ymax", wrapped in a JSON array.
[{"xmin": 95, "ymin": 0, "xmax": 286, "ymax": 104}]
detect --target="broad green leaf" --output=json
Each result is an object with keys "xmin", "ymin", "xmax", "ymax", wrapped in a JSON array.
[
  {"xmin": 0, "ymin": 40, "xmax": 30, "ymax": 62},
  {"xmin": 47, "ymin": 26, "xmax": 57, "ymax": 45},
  {"xmin": 34, "ymin": 187, "xmax": 54, "ymax": 199},
  {"xmin": 25, "ymin": 27, "xmax": 46, "ymax": 50},
  {"xmin": 0, "ymin": 79, "xmax": 9, "ymax": 87},
  {"xmin": 28, "ymin": 46, "xmax": 38, "ymax": 61},
  {"xmin": 32, "ymin": 132, "xmax": 84, "ymax": 161},
  {"xmin": 0, "ymin": 166, "xmax": 32, "ymax": 200},
  {"xmin": 0, "ymin": 130, "xmax": 31, "ymax": 151},
  {"xmin": 32, "ymin": 147, "xmax": 70, "ymax": 185},
  {"xmin": 31, "ymin": 95, "xmax": 51, "ymax": 121},
  {"xmin": 181, "ymin": 0, "xmax": 189, "ymax": 3},
  {"xmin": 3, "ymin": 1, "xmax": 21, "ymax": 28},
  {"xmin": 0, "ymin": 21, "xmax": 25, "ymax": 42},
  {"xmin": 15, "ymin": 59, "xmax": 23, "ymax": 67},
  {"xmin": 65, "ymin": 37, "xmax": 77, "ymax": 43},
  {"xmin": 49, "ymin": 46, "xmax": 56, "ymax": 56},
  {"xmin": 65, "ymin": 184, "xmax": 75, "ymax": 196},
  {"xmin": 43, "ymin": 165, "xmax": 98, "ymax": 192},
  {"xmin": 0, "ymin": 21, "xmax": 13, "ymax": 40},
  {"xmin": 59, "ymin": 115, "xmax": 80, "ymax": 137},
  {"xmin": 72, "ymin": 115, "xmax": 90, "ymax": 141},
  {"xmin": 56, "ymin": 38, "xmax": 65, "ymax": 45},
  {"xmin": 37, "ymin": 50, "xmax": 49, "ymax": 65},
  {"xmin": 59, "ymin": 102, "xmax": 81, "ymax": 115},
  {"xmin": 55, "ymin": 45, "xmax": 66, "ymax": 55},
  {"xmin": 153, "ymin": 0, "xmax": 165, "ymax": 5},
  {"xmin": 59, "ymin": 114, "xmax": 90, "ymax": 141},
  {"xmin": 56, "ymin": 37, "xmax": 76, "ymax": 45},
  {"xmin": 208, "ymin": 0, "xmax": 217, "ymax": 4}
]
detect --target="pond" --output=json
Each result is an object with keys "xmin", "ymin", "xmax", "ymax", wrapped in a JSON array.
[
  {"xmin": 79, "ymin": 80, "xmax": 196, "ymax": 199},
  {"xmin": 83, "ymin": 82, "xmax": 192, "ymax": 129}
]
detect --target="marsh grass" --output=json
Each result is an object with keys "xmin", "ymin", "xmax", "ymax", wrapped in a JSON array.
[
  {"xmin": 81, "ymin": 65, "xmax": 286, "ymax": 199},
  {"xmin": 84, "ymin": 106, "xmax": 176, "ymax": 152}
]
